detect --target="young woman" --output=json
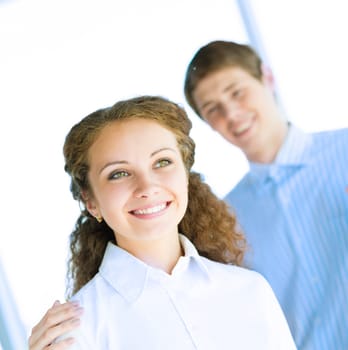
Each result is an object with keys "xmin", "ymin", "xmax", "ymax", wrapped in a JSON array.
[{"xmin": 29, "ymin": 95, "xmax": 296, "ymax": 349}]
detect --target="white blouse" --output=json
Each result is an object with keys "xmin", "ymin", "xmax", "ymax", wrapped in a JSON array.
[{"xmin": 63, "ymin": 235, "xmax": 296, "ymax": 349}]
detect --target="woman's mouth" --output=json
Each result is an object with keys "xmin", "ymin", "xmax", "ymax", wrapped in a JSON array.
[{"xmin": 130, "ymin": 202, "xmax": 170, "ymax": 216}]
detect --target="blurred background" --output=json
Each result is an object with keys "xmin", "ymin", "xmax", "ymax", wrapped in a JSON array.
[{"xmin": 0, "ymin": 0, "xmax": 347, "ymax": 348}]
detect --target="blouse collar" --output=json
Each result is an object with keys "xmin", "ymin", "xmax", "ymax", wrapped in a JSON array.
[{"xmin": 98, "ymin": 234, "xmax": 211, "ymax": 303}]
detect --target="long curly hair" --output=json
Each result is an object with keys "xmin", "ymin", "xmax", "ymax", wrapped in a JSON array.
[{"xmin": 63, "ymin": 95, "xmax": 246, "ymax": 297}]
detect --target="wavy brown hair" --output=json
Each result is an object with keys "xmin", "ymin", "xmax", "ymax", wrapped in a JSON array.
[{"xmin": 63, "ymin": 95, "xmax": 246, "ymax": 297}]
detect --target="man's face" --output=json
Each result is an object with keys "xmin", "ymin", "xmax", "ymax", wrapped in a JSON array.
[{"xmin": 192, "ymin": 66, "xmax": 287, "ymax": 163}]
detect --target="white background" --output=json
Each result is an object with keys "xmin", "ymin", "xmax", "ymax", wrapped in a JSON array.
[{"xmin": 0, "ymin": 0, "xmax": 347, "ymax": 338}]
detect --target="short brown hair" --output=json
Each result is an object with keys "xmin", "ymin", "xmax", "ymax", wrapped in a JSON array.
[{"xmin": 184, "ymin": 40, "xmax": 262, "ymax": 117}]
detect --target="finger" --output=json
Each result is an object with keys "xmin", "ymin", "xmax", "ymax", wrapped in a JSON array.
[
  {"xmin": 30, "ymin": 336, "xmax": 75, "ymax": 350},
  {"xmin": 30, "ymin": 303, "xmax": 82, "ymax": 343},
  {"xmin": 29, "ymin": 318, "xmax": 80, "ymax": 350},
  {"xmin": 47, "ymin": 337, "xmax": 75, "ymax": 350},
  {"xmin": 46, "ymin": 301, "xmax": 82, "ymax": 325},
  {"xmin": 35, "ymin": 301, "xmax": 82, "ymax": 331},
  {"xmin": 29, "ymin": 302, "xmax": 83, "ymax": 347},
  {"xmin": 52, "ymin": 300, "xmax": 61, "ymax": 307}
]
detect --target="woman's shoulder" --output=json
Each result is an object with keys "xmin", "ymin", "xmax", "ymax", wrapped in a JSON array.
[
  {"xmin": 200, "ymin": 256, "xmax": 269, "ymax": 289},
  {"xmin": 70, "ymin": 272, "xmax": 109, "ymax": 304}
]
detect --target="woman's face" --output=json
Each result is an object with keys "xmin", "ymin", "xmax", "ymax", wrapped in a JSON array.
[{"xmin": 85, "ymin": 118, "xmax": 188, "ymax": 250}]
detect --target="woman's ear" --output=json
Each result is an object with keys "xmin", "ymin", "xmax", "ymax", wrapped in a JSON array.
[
  {"xmin": 81, "ymin": 190, "xmax": 100, "ymax": 218},
  {"xmin": 87, "ymin": 201, "xmax": 101, "ymax": 219}
]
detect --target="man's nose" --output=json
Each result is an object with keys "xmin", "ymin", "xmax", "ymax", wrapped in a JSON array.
[{"xmin": 224, "ymin": 101, "xmax": 243, "ymax": 122}]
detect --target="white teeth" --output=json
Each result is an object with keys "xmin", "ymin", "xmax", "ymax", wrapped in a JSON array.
[
  {"xmin": 235, "ymin": 124, "xmax": 250, "ymax": 134},
  {"xmin": 133, "ymin": 203, "xmax": 166, "ymax": 215},
  {"xmin": 234, "ymin": 113, "xmax": 254, "ymax": 135},
  {"xmin": 234, "ymin": 119, "xmax": 253, "ymax": 135}
]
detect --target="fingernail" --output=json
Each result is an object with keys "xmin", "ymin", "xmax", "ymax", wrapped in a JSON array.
[
  {"xmin": 74, "ymin": 307, "xmax": 84, "ymax": 314},
  {"xmin": 71, "ymin": 318, "xmax": 81, "ymax": 325},
  {"xmin": 66, "ymin": 337, "xmax": 75, "ymax": 344}
]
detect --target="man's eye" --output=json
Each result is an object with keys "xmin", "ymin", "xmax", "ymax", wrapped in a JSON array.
[
  {"xmin": 109, "ymin": 170, "xmax": 129, "ymax": 180},
  {"xmin": 155, "ymin": 159, "xmax": 171, "ymax": 168},
  {"xmin": 233, "ymin": 89, "xmax": 243, "ymax": 98},
  {"xmin": 207, "ymin": 106, "xmax": 218, "ymax": 115}
]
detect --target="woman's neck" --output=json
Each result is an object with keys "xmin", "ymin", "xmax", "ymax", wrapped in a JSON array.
[{"xmin": 116, "ymin": 233, "xmax": 183, "ymax": 274}]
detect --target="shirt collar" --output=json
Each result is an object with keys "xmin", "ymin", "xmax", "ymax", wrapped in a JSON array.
[
  {"xmin": 275, "ymin": 124, "xmax": 312, "ymax": 164},
  {"xmin": 248, "ymin": 125, "xmax": 311, "ymax": 185},
  {"xmin": 98, "ymin": 234, "xmax": 210, "ymax": 304}
]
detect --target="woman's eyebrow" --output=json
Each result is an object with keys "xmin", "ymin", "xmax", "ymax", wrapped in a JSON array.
[
  {"xmin": 151, "ymin": 147, "xmax": 176, "ymax": 157},
  {"xmin": 99, "ymin": 160, "xmax": 128, "ymax": 174}
]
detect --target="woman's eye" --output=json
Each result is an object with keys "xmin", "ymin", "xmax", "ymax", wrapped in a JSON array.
[
  {"xmin": 154, "ymin": 159, "xmax": 171, "ymax": 168},
  {"xmin": 109, "ymin": 170, "xmax": 129, "ymax": 180}
]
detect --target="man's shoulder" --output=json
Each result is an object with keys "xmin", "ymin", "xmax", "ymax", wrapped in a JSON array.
[
  {"xmin": 309, "ymin": 127, "xmax": 348, "ymax": 159},
  {"xmin": 311, "ymin": 127, "xmax": 348, "ymax": 143},
  {"xmin": 224, "ymin": 173, "xmax": 252, "ymax": 202}
]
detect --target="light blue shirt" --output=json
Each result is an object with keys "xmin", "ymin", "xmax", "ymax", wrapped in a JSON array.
[
  {"xmin": 225, "ymin": 125, "xmax": 348, "ymax": 350},
  {"xmin": 62, "ymin": 235, "xmax": 296, "ymax": 349}
]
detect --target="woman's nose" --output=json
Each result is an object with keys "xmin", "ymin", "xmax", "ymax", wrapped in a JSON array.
[{"xmin": 134, "ymin": 174, "xmax": 160, "ymax": 198}]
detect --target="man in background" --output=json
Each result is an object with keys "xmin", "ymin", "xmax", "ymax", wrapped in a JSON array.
[{"xmin": 184, "ymin": 40, "xmax": 348, "ymax": 350}]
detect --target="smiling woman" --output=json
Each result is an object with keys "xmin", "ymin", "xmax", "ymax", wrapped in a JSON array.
[
  {"xmin": 62, "ymin": 95, "xmax": 244, "ymax": 298},
  {"xmin": 82, "ymin": 118, "xmax": 189, "ymax": 272},
  {"xmin": 28, "ymin": 95, "xmax": 296, "ymax": 350},
  {"xmin": 0, "ymin": 2, "xmax": 248, "ymax": 344}
]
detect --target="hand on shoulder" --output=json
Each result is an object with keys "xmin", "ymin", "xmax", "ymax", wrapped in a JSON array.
[{"xmin": 28, "ymin": 300, "xmax": 83, "ymax": 350}]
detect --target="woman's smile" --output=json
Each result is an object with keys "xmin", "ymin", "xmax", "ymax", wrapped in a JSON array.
[{"xmin": 130, "ymin": 201, "xmax": 171, "ymax": 218}]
